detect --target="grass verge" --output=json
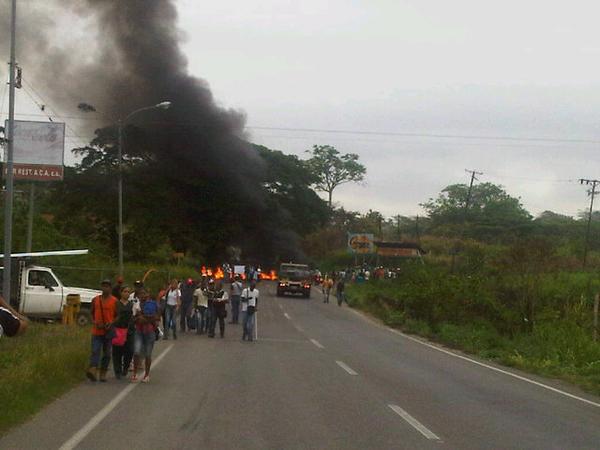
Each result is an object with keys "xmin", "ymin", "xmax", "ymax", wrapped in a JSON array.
[{"xmin": 0, "ymin": 323, "xmax": 89, "ymax": 436}]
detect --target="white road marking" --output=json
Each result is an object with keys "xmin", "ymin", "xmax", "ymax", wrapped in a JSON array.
[
  {"xmin": 295, "ymin": 325, "xmax": 305, "ymax": 333},
  {"xmin": 59, "ymin": 344, "xmax": 174, "ymax": 450},
  {"xmin": 310, "ymin": 339, "xmax": 324, "ymax": 349},
  {"xmin": 336, "ymin": 360, "xmax": 358, "ymax": 375},
  {"xmin": 388, "ymin": 404, "xmax": 441, "ymax": 441},
  {"xmin": 347, "ymin": 307, "xmax": 600, "ymax": 409},
  {"xmin": 284, "ymin": 312, "xmax": 291, "ymax": 320}
]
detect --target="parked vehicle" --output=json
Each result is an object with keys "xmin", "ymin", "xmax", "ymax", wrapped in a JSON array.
[
  {"xmin": 0, "ymin": 250, "xmax": 100, "ymax": 326},
  {"xmin": 277, "ymin": 263, "xmax": 311, "ymax": 298}
]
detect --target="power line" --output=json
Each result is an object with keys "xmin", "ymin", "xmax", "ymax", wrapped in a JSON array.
[
  {"xmin": 247, "ymin": 126, "xmax": 600, "ymax": 145},
  {"xmin": 0, "ymin": 111, "xmax": 599, "ymax": 146}
]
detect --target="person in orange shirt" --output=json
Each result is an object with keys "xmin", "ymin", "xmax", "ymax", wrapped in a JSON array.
[{"xmin": 86, "ymin": 279, "xmax": 118, "ymax": 382}]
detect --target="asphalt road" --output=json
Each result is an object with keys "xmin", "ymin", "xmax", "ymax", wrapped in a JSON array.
[{"xmin": 2, "ymin": 282, "xmax": 600, "ymax": 449}]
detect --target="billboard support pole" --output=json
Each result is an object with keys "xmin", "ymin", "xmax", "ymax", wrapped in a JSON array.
[
  {"xmin": 2, "ymin": 0, "xmax": 17, "ymax": 303},
  {"xmin": 25, "ymin": 182, "xmax": 34, "ymax": 252}
]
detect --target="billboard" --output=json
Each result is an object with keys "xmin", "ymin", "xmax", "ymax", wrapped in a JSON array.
[
  {"xmin": 4, "ymin": 120, "xmax": 65, "ymax": 181},
  {"xmin": 347, "ymin": 233, "xmax": 375, "ymax": 254}
]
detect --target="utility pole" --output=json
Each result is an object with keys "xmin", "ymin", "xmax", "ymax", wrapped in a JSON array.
[
  {"xmin": 451, "ymin": 169, "xmax": 482, "ymax": 273},
  {"xmin": 579, "ymin": 178, "xmax": 600, "ymax": 269},
  {"xmin": 2, "ymin": 0, "xmax": 17, "ymax": 303},
  {"xmin": 464, "ymin": 169, "xmax": 483, "ymax": 213},
  {"xmin": 396, "ymin": 215, "xmax": 401, "ymax": 240},
  {"xmin": 415, "ymin": 214, "xmax": 421, "ymax": 243}
]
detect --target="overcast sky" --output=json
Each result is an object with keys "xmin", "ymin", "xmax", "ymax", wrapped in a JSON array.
[{"xmin": 4, "ymin": 0, "xmax": 600, "ymax": 218}]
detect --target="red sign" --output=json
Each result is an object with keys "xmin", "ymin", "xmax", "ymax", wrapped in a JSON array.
[
  {"xmin": 377, "ymin": 247, "xmax": 420, "ymax": 257},
  {"xmin": 5, "ymin": 164, "xmax": 64, "ymax": 181}
]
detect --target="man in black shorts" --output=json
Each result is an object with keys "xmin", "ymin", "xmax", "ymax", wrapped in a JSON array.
[{"xmin": 0, "ymin": 295, "xmax": 28, "ymax": 337}]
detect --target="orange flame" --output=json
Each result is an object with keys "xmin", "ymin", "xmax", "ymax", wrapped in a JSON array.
[{"xmin": 260, "ymin": 270, "xmax": 278, "ymax": 280}]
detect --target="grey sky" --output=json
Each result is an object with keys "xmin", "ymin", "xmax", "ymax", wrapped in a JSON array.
[{"xmin": 3, "ymin": 0, "xmax": 600, "ymax": 218}]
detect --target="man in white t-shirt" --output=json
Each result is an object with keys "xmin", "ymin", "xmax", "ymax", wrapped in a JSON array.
[
  {"xmin": 229, "ymin": 276, "xmax": 243, "ymax": 324},
  {"xmin": 163, "ymin": 279, "xmax": 181, "ymax": 340},
  {"xmin": 241, "ymin": 282, "xmax": 259, "ymax": 342}
]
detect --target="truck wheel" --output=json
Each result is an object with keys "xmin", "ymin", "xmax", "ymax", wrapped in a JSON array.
[
  {"xmin": 76, "ymin": 310, "xmax": 92, "ymax": 327},
  {"xmin": 276, "ymin": 289, "xmax": 283, "ymax": 297}
]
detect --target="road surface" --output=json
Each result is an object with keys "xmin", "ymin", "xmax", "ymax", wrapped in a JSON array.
[{"xmin": 2, "ymin": 282, "xmax": 600, "ymax": 449}]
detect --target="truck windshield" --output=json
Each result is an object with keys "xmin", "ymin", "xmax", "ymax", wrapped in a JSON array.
[
  {"xmin": 28, "ymin": 270, "xmax": 59, "ymax": 287},
  {"xmin": 280, "ymin": 264, "xmax": 310, "ymax": 281}
]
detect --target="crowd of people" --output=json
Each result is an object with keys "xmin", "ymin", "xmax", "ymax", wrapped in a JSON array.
[{"xmin": 86, "ymin": 275, "xmax": 259, "ymax": 384}]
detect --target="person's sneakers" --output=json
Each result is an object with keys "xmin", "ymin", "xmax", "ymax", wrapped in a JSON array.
[
  {"xmin": 86, "ymin": 367, "xmax": 98, "ymax": 382},
  {"xmin": 130, "ymin": 373, "xmax": 139, "ymax": 382},
  {"xmin": 99, "ymin": 369, "xmax": 108, "ymax": 382},
  {"xmin": 141, "ymin": 373, "xmax": 150, "ymax": 383}
]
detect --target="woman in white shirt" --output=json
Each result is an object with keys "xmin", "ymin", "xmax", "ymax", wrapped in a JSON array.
[{"xmin": 163, "ymin": 279, "xmax": 181, "ymax": 340}]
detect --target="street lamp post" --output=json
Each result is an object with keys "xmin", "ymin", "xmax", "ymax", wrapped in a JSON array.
[{"xmin": 117, "ymin": 101, "xmax": 171, "ymax": 276}]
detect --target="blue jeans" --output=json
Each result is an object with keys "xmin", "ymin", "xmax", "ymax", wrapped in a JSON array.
[
  {"xmin": 242, "ymin": 311, "xmax": 255, "ymax": 341},
  {"xmin": 164, "ymin": 305, "xmax": 177, "ymax": 338},
  {"xmin": 230, "ymin": 295, "xmax": 241, "ymax": 323},
  {"xmin": 90, "ymin": 334, "xmax": 112, "ymax": 369},
  {"xmin": 195, "ymin": 306, "xmax": 207, "ymax": 334},
  {"xmin": 134, "ymin": 331, "xmax": 156, "ymax": 359}
]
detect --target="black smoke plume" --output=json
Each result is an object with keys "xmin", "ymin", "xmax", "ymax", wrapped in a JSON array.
[{"xmin": 0, "ymin": 1, "xmax": 307, "ymax": 263}]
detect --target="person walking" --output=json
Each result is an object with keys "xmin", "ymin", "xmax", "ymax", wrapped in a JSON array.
[
  {"xmin": 163, "ymin": 279, "xmax": 181, "ymax": 340},
  {"xmin": 131, "ymin": 289, "xmax": 160, "ymax": 383},
  {"xmin": 241, "ymin": 282, "xmax": 259, "ymax": 342},
  {"xmin": 336, "ymin": 279, "xmax": 347, "ymax": 307},
  {"xmin": 209, "ymin": 281, "xmax": 229, "ymax": 338},
  {"xmin": 193, "ymin": 282, "xmax": 208, "ymax": 334},
  {"xmin": 322, "ymin": 275, "xmax": 333, "ymax": 303},
  {"xmin": 180, "ymin": 278, "xmax": 195, "ymax": 332},
  {"xmin": 112, "ymin": 286, "xmax": 135, "ymax": 379},
  {"xmin": 86, "ymin": 280, "xmax": 118, "ymax": 382},
  {"xmin": 229, "ymin": 276, "xmax": 243, "ymax": 324}
]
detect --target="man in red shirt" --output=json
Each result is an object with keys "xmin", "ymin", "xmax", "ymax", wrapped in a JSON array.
[{"xmin": 86, "ymin": 279, "xmax": 118, "ymax": 382}]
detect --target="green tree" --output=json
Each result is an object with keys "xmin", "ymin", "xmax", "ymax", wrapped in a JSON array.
[
  {"xmin": 305, "ymin": 145, "xmax": 366, "ymax": 207},
  {"xmin": 422, "ymin": 182, "xmax": 532, "ymax": 241}
]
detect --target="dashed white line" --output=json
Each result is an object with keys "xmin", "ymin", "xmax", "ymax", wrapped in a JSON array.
[
  {"xmin": 335, "ymin": 360, "xmax": 358, "ymax": 375},
  {"xmin": 295, "ymin": 325, "xmax": 305, "ymax": 333},
  {"xmin": 310, "ymin": 339, "xmax": 325, "ymax": 349},
  {"xmin": 284, "ymin": 312, "xmax": 291, "ymax": 320},
  {"xmin": 59, "ymin": 344, "xmax": 174, "ymax": 450},
  {"xmin": 388, "ymin": 404, "xmax": 441, "ymax": 441}
]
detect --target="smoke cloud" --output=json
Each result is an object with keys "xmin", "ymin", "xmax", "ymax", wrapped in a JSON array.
[{"xmin": 0, "ymin": 0, "xmax": 310, "ymax": 262}]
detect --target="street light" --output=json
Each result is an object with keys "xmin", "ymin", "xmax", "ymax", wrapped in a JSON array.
[{"xmin": 117, "ymin": 101, "xmax": 171, "ymax": 276}]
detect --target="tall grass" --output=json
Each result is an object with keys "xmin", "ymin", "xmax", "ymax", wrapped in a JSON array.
[{"xmin": 0, "ymin": 323, "xmax": 89, "ymax": 435}]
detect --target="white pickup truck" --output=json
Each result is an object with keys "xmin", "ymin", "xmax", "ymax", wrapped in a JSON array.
[{"xmin": 0, "ymin": 251, "xmax": 101, "ymax": 326}]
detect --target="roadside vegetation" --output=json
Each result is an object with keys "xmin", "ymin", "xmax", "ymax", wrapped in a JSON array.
[
  {"xmin": 0, "ymin": 323, "xmax": 88, "ymax": 434},
  {"xmin": 308, "ymin": 181, "xmax": 600, "ymax": 396},
  {"xmin": 347, "ymin": 267, "xmax": 600, "ymax": 395}
]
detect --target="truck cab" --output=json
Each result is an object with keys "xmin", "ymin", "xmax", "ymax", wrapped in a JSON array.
[
  {"xmin": 277, "ymin": 263, "xmax": 312, "ymax": 298},
  {"xmin": 1, "ymin": 262, "xmax": 100, "ymax": 326}
]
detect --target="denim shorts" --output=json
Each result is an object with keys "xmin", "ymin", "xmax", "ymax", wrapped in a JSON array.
[{"xmin": 134, "ymin": 330, "xmax": 156, "ymax": 358}]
